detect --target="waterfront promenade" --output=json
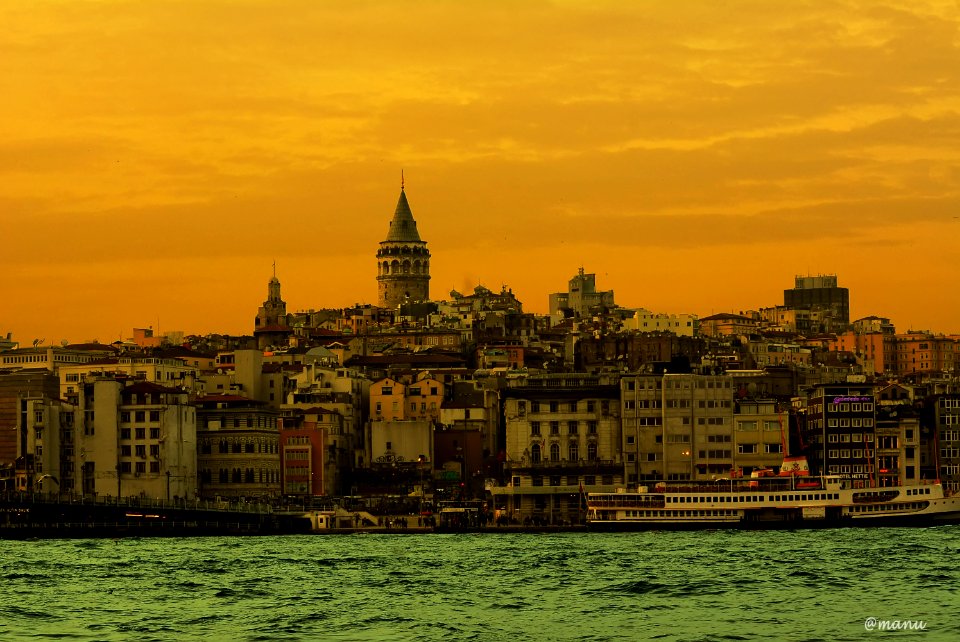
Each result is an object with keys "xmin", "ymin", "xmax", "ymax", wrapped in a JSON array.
[{"xmin": 0, "ymin": 492, "xmax": 585, "ymax": 538}]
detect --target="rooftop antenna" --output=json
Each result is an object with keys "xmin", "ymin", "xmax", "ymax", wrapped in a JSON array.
[{"xmin": 401, "ymin": 169, "xmax": 405, "ymax": 190}]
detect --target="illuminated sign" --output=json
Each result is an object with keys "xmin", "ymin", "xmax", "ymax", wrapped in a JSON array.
[{"xmin": 832, "ymin": 396, "xmax": 872, "ymax": 404}]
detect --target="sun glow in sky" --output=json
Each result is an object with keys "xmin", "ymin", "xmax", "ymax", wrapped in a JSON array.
[{"xmin": 2, "ymin": 0, "xmax": 959, "ymax": 343}]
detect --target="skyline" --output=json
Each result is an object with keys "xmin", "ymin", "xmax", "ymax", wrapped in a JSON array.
[{"xmin": 3, "ymin": 0, "xmax": 960, "ymax": 343}]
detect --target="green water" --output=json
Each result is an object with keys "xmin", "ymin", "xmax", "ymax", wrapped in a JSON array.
[{"xmin": 2, "ymin": 528, "xmax": 958, "ymax": 641}]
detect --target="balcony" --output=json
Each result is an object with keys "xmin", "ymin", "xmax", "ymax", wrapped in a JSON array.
[{"xmin": 505, "ymin": 458, "xmax": 621, "ymax": 474}]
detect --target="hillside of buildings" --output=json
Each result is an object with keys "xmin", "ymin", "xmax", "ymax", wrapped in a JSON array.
[{"xmin": 3, "ymin": 189, "xmax": 959, "ymax": 523}]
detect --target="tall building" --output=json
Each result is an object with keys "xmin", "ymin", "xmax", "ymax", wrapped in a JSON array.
[
  {"xmin": 802, "ymin": 384, "xmax": 877, "ymax": 485},
  {"xmin": 783, "ymin": 274, "xmax": 850, "ymax": 333},
  {"xmin": 548, "ymin": 268, "xmax": 615, "ymax": 321},
  {"xmin": 64, "ymin": 376, "xmax": 197, "ymax": 499},
  {"xmin": 621, "ymin": 373, "xmax": 741, "ymax": 483},
  {"xmin": 376, "ymin": 184, "xmax": 431, "ymax": 308},
  {"xmin": 0, "ymin": 370, "xmax": 61, "ymax": 488}
]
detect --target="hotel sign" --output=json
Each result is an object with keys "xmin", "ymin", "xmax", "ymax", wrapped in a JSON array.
[{"xmin": 832, "ymin": 396, "xmax": 872, "ymax": 404}]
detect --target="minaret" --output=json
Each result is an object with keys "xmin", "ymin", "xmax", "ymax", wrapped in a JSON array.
[{"xmin": 376, "ymin": 177, "xmax": 431, "ymax": 308}]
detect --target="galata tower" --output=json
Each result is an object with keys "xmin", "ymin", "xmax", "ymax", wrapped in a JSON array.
[{"xmin": 376, "ymin": 180, "xmax": 431, "ymax": 307}]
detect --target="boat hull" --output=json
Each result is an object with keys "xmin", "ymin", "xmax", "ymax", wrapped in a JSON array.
[{"xmin": 587, "ymin": 511, "xmax": 960, "ymax": 531}]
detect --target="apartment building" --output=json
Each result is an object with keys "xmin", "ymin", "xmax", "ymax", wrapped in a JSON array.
[
  {"xmin": 279, "ymin": 407, "xmax": 345, "ymax": 496},
  {"xmin": 930, "ymin": 394, "xmax": 960, "ymax": 492},
  {"xmin": 803, "ymin": 384, "xmax": 877, "ymax": 486},
  {"xmin": 621, "ymin": 373, "xmax": 738, "ymax": 484},
  {"xmin": 195, "ymin": 394, "xmax": 280, "ymax": 499},
  {"xmin": 494, "ymin": 374, "xmax": 622, "ymax": 523},
  {"xmin": 61, "ymin": 377, "xmax": 196, "ymax": 499}
]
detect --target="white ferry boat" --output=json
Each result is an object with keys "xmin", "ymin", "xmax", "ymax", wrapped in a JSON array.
[{"xmin": 587, "ymin": 460, "xmax": 960, "ymax": 530}]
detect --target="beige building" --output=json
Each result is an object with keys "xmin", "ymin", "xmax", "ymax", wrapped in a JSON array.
[
  {"xmin": 747, "ymin": 340, "xmax": 812, "ymax": 368},
  {"xmin": 0, "ymin": 345, "xmax": 116, "ymax": 372},
  {"xmin": 626, "ymin": 309, "xmax": 698, "ymax": 337},
  {"xmin": 548, "ymin": 268, "xmax": 616, "ymax": 322},
  {"xmin": 63, "ymin": 377, "xmax": 196, "ymax": 500},
  {"xmin": 369, "ymin": 376, "xmax": 444, "ymax": 423},
  {"xmin": 59, "ymin": 356, "xmax": 200, "ymax": 401},
  {"xmin": 698, "ymin": 313, "xmax": 759, "ymax": 338},
  {"xmin": 15, "ymin": 394, "xmax": 67, "ymax": 493},
  {"xmin": 621, "ymin": 373, "xmax": 737, "ymax": 483},
  {"xmin": 285, "ymin": 364, "xmax": 369, "ymax": 468},
  {"xmin": 492, "ymin": 374, "xmax": 623, "ymax": 523},
  {"xmin": 732, "ymin": 399, "xmax": 790, "ymax": 475},
  {"xmin": 370, "ymin": 419, "xmax": 433, "ymax": 465}
]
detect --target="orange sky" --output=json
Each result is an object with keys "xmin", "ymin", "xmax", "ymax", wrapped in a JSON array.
[{"xmin": 2, "ymin": 0, "xmax": 959, "ymax": 344}]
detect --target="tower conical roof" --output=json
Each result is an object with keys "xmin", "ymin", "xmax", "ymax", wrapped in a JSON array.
[{"xmin": 385, "ymin": 189, "xmax": 423, "ymax": 242}]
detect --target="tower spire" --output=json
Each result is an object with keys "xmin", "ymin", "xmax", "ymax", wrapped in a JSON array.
[{"xmin": 401, "ymin": 169, "xmax": 405, "ymax": 191}]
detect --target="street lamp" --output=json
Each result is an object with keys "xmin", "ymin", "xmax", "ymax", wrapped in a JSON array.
[{"xmin": 417, "ymin": 454, "xmax": 427, "ymax": 516}]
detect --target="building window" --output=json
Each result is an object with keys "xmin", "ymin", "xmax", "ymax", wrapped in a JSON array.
[
  {"xmin": 588, "ymin": 443, "xmax": 598, "ymax": 461},
  {"xmin": 150, "ymin": 428, "xmax": 160, "ymax": 439},
  {"xmin": 531, "ymin": 444, "xmax": 541, "ymax": 463},
  {"xmin": 569, "ymin": 442, "xmax": 579, "ymax": 461},
  {"xmin": 588, "ymin": 421, "xmax": 598, "ymax": 434},
  {"xmin": 120, "ymin": 429, "xmax": 131, "ymax": 440},
  {"xmin": 135, "ymin": 462, "xmax": 146, "ymax": 474},
  {"xmin": 550, "ymin": 443, "xmax": 560, "ymax": 462},
  {"xmin": 550, "ymin": 421, "xmax": 559, "ymax": 435},
  {"xmin": 531, "ymin": 421, "xmax": 541, "ymax": 435},
  {"xmin": 135, "ymin": 445, "xmax": 146, "ymax": 458},
  {"xmin": 135, "ymin": 411, "xmax": 145, "ymax": 423},
  {"xmin": 135, "ymin": 428, "xmax": 145, "ymax": 440}
]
